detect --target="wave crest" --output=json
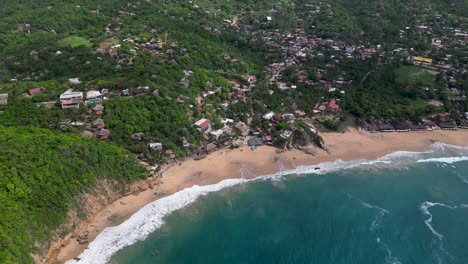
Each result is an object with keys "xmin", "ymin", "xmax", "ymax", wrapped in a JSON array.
[{"xmin": 66, "ymin": 179, "xmax": 250, "ymax": 264}]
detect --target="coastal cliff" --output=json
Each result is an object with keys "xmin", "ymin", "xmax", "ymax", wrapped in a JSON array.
[{"xmin": 0, "ymin": 126, "xmax": 147, "ymax": 264}]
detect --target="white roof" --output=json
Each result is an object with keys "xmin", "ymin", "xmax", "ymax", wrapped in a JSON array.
[
  {"xmin": 222, "ymin": 118, "xmax": 234, "ymax": 124},
  {"xmin": 60, "ymin": 90, "xmax": 83, "ymax": 100},
  {"xmin": 69, "ymin": 78, "xmax": 81, "ymax": 85},
  {"xmin": 86, "ymin": 90, "xmax": 102, "ymax": 99},
  {"xmin": 210, "ymin": 129, "xmax": 224, "ymax": 136},
  {"xmin": 262, "ymin": 111, "xmax": 274, "ymax": 120}
]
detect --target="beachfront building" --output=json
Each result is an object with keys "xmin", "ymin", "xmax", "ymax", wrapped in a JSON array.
[
  {"xmin": 206, "ymin": 143, "xmax": 217, "ymax": 153},
  {"xmin": 248, "ymin": 136, "xmax": 263, "ymax": 147},
  {"xmin": 60, "ymin": 89, "xmax": 83, "ymax": 109}
]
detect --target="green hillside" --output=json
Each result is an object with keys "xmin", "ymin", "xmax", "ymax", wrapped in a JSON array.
[{"xmin": 0, "ymin": 126, "xmax": 146, "ymax": 263}]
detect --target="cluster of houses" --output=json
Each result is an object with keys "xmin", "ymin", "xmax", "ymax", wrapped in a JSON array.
[
  {"xmin": 58, "ymin": 88, "xmax": 104, "ymax": 109},
  {"xmin": 358, "ymin": 115, "xmax": 468, "ymax": 132},
  {"xmin": 2, "ymin": 2, "xmax": 466, "ymax": 167},
  {"xmin": 76, "ymin": 102, "xmax": 109, "ymax": 140},
  {"xmin": 93, "ymin": 33, "xmax": 189, "ymax": 70},
  {"xmin": 259, "ymin": 111, "xmax": 298, "ymax": 141}
]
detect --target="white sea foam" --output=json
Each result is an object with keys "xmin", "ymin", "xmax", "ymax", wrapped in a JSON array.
[
  {"xmin": 416, "ymin": 156, "xmax": 468, "ymax": 164},
  {"xmin": 377, "ymin": 237, "xmax": 402, "ymax": 264},
  {"xmin": 420, "ymin": 202, "xmax": 445, "ymax": 240},
  {"xmin": 278, "ymin": 142, "xmax": 468, "ymax": 177},
  {"xmin": 420, "ymin": 202, "xmax": 468, "ymax": 241},
  {"xmin": 69, "ymin": 143, "xmax": 468, "ymax": 263},
  {"xmin": 356, "ymin": 198, "xmax": 390, "ymax": 232},
  {"xmin": 66, "ymin": 178, "xmax": 251, "ymax": 264},
  {"xmin": 358, "ymin": 200, "xmax": 399, "ymax": 263},
  {"xmin": 420, "ymin": 202, "xmax": 468, "ymax": 263}
]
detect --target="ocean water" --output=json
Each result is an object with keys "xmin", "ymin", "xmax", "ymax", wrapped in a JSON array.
[{"xmin": 69, "ymin": 143, "xmax": 468, "ymax": 264}]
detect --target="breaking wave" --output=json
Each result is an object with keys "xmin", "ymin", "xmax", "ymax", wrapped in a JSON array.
[
  {"xmin": 416, "ymin": 156, "xmax": 468, "ymax": 164},
  {"xmin": 68, "ymin": 143, "xmax": 468, "ymax": 264},
  {"xmin": 66, "ymin": 179, "xmax": 251, "ymax": 264}
]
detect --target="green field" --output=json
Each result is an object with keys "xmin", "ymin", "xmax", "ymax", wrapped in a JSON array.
[
  {"xmin": 394, "ymin": 65, "xmax": 436, "ymax": 86},
  {"xmin": 58, "ymin": 36, "xmax": 92, "ymax": 48}
]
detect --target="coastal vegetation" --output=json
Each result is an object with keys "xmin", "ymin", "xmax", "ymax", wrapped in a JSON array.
[
  {"xmin": 0, "ymin": 126, "xmax": 146, "ymax": 263},
  {"xmin": 0, "ymin": 0, "xmax": 466, "ymax": 262}
]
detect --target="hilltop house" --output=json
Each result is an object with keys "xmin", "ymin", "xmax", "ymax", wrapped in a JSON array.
[
  {"xmin": 149, "ymin": 142, "xmax": 163, "ymax": 151},
  {"xmin": 86, "ymin": 90, "xmax": 102, "ymax": 100},
  {"xmin": 59, "ymin": 89, "xmax": 83, "ymax": 109},
  {"xmin": 92, "ymin": 104, "xmax": 104, "ymax": 112},
  {"xmin": 178, "ymin": 78, "xmax": 190, "ymax": 88},
  {"xmin": 262, "ymin": 111, "xmax": 274, "ymax": 120},
  {"xmin": 92, "ymin": 118, "xmax": 105, "ymax": 129},
  {"xmin": 327, "ymin": 99, "xmax": 340, "ymax": 111},
  {"xmin": 96, "ymin": 129, "xmax": 110, "ymax": 140},
  {"xmin": 28, "ymin": 88, "xmax": 42, "ymax": 95},
  {"xmin": 0, "ymin": 93, "xmax": 8, "ymax": 105},
  {"xmin": 68, "ymin": 78, "xmax": 81, "ymax": 85}
]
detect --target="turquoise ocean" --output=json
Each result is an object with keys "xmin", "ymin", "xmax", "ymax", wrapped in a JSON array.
[{"xmin": 70, "ymin": 143, "xmax": 468, "ymax": 264}]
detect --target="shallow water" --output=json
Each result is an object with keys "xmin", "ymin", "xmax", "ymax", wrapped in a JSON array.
[{"xmin": 69, "ymin": 143, "xmax": 468, "ymax": 264}]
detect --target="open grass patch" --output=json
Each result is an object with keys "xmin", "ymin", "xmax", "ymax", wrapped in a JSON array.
[
  {"xmin": 58, "ymin": 36, "xmax": 92, "ymax": 48},
  {"xmin": 394, "ymin": 65, "xmax": 436, "ymax": 86}
]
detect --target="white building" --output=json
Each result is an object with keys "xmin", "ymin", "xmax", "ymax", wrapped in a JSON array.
[
  {"xmin": 194, "ymin": 118, "xmax": 211, "ymax": 132},
  {"xmin": 262, "ymin": 111, "xmax": 274, "ymax": 120},
  {"xmin": 86, "ymin": 90, "xmax": 102, "ymax": 99},
  {"xmin": 210, "ymin": 129, "xmax": 224, "ymax": 139},
  {"xmin": 68, "ymin": 78, "xmax": 81, "ymax": 85},
  {"xmin": 0, "ymin": 93, "xmax": 8, "ymax": 105},
  {"xmin": 60, "ymin": 89, "xmax": 83, "ymax": 109},
  {"xmin": 149, "ymin": 142, "xmax": 163, "ymax": 151}
]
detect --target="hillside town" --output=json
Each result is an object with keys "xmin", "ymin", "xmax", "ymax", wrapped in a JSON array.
[{"xmin": 0, "ymin": 0, "xmax": 466, "ymax": 168}]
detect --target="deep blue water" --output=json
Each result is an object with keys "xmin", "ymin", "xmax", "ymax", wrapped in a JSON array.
[{"xmin": 76, "ymin": 144, "xmax": 468, "ymax": 264}]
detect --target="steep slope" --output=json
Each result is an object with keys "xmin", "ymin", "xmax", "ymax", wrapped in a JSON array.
[{"xmin": 0, "ymin": 126, "xmax": 147, "ymax": 263}]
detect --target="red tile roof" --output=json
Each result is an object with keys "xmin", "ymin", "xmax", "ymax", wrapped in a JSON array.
[
  {"xmin": 199, "ymin": 119, "xmax": 211, "ymax": 127},
  {"xmin": 327, "ymin": 99, "xmax": 340, "ymax": 110},
  {"xmin": 28, "ymin": 88, "xmax": 41, "ymax": 95}
]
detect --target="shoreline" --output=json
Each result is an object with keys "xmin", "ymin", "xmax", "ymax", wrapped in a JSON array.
[{"xmin": 45, "ymin": 129, "xmax": 468, "ymax": 263}]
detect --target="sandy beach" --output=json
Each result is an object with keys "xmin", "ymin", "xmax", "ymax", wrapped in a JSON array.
[{"xmin": 45, "ymin": 129, "xmax": 468, "ymax": 263}]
